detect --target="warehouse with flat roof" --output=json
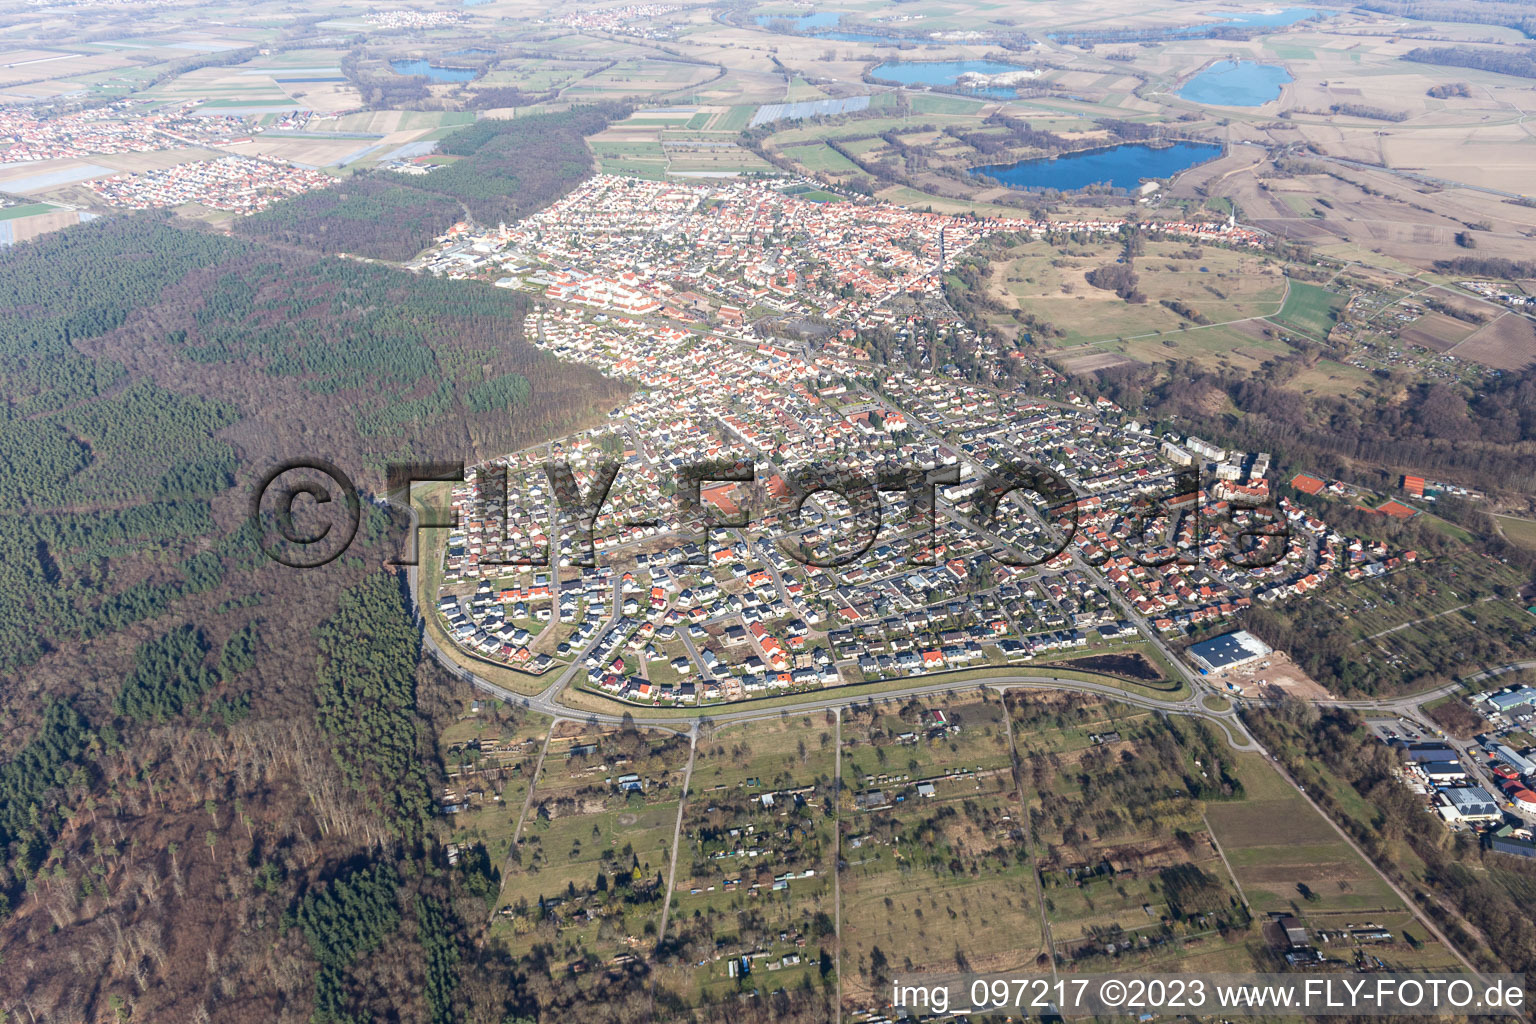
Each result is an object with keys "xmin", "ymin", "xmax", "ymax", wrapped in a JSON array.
[
  {"xmin": 1486, "ymin": 686, "xmax": 1536, "ymax": 714},
  {"xmin": 1187, "ymin": 630, "xmax": 1273, "ymax": 673},
  {"xmin": 1438, "ymin": 786, "xmax": 1502, "ymax": 824}
]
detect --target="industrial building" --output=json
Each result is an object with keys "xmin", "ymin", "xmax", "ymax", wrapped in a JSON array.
[
  {"xmin": 1437, "ymin": 786, "xmax": 1502, "ymax": 824},
  {"xmin": 1419, "ymin": 761, "xmax": 1468, "ymax": 783},
  {"xmin": 1399, "ymin": 742, "xmax": 1458, "ymax": 763},
  {"xmin": 1484, "ymin": 740, "xmax": 1536, "ymax": 778},
  {"xmin": 1187, "ymin": 630, "xmax": 1273, "ymax": 673},
  {"xmin": 1482, "ymin": 686, "xmax": 1536, "ymax": 715}
]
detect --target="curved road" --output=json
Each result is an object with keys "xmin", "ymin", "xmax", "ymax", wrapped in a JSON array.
[
  {"xmin": 401, "ymin": 502, "xmax": 1505, "ymax": 983},
  {"xmin": 407, "ymin": 536, "xmax": 1255, "ymax": 742},
  {"xmin": 404, "ymin": 505, "xmax": 1504, "ymax": 747}
]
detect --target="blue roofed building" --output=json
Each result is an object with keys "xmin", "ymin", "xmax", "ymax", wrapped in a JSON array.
[{"xmin": 1187, "ymin": 630, "xmax": 1272, "ymax": 673}]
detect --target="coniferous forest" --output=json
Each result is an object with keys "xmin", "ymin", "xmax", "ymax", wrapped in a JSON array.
[{"xmin": 0, "ymin": 108, "xmax": 627, "ymax": 1024}]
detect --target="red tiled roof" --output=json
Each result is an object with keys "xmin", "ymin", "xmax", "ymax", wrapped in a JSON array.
[
  {"xmin": 1377, "ymin": 500, "xmax": 1419, "ymax": 519},
  {"xmin": 1291, "ymin": 473, "xmax": 1325, "ymax": 495}
]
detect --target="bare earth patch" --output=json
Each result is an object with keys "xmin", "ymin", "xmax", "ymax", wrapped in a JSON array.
[
  {"xmin": 1212, "ymin": 651, "xmax": 1333, "ymax": 701},
  {"xmin": 1448, "ymin": 313, "xmax": 1536, "ymax": 370}
]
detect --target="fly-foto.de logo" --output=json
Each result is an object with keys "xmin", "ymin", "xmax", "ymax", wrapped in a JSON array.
[{"xmin": 250, "ymin": 456, "xmax": 1289, "ymax": 571}]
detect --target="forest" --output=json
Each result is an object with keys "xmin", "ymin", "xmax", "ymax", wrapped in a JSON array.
[
  {"xmin": 314, "ymin": 574, "xmax": 432, "ymax": 839},
  {"xmin": 1365, "ymin": 0, "xmax": 1536, "ymax": 38},
  {"xmin": 239, "ymin": 105, "xmax": 624, "ymax": 260},
  {"xmin": 0, "ymin": 186, "xmax": 622, "ymax": 1019},
  {"xmin": 1405, "ymin": 45, "xmax": 1536, "ymax": 80},
  {"xmin": 234, "ymin": 179, "xmax": 462, "ymax": 262},
  {"xmin": 0, "ymin": 212, "xmax": 624, "ymax": 681},
  {"xmin": 1091, "ymin": 356, "xmax": 1536, "ymax": 499}
]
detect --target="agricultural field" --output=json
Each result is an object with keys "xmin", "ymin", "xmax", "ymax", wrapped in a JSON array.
[
  {"xmin": 1205, "ymin": 755, "xmax": 1461, "ymax": 971},
  {"xmin": 778, "ymin": 141, "xmax": 863, "ymax": 176},
  {"xmin": 588, "ymin": 135, "xmax": 669, "ymax": 179},
  {"xmin": 562, "ymin": 57, "xmax": 716, "ymax": 101},
  {"xmin": 1009, "ymin": 693, "xmax": 1261, "ymax": 973},
  {"xmin": 1268, "ymin": 281, "xmax": 1347, "ymax": 341},
  {"xmin": 483, "ymin": 57, "xmax": 604, "ymax": 93},
  {"xmin": 1205, "ymin": 756, "xmax": 1395, "ymax": 917},
  {"xmin": 1494, "ymin": 515, "xmax": 1536, "ymax": 552},
  {"xmin": 1395, "ymin": 311, "xmax": 1481, "ymax": 355},
  {"xmin": 491, "ymin": 723, "xmax": 694, "ymax": 968},
  {"xmin": 1448, "ymin": 314, "xmax": 1536, "ymax": 372},
  {"xmin": 840, "ymin": 694, "xmax": 1041, "ymax": 1000},
  {"xmin": 983, "ymin": 237, "xmax": 1288, "ymax": 348},
  {"xmin": 0, "ymin": 202, "xmax": 58, "ymax": 221},
  {"xmin": 661, "ymin": 715, "xmax": 838, "ymax": 1003}
]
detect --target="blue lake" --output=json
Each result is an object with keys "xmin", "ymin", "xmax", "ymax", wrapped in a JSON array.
[
  {"xmin": 970, "ymin": 140, "xmax": 1223, "ymax": 192},
  {"xmin": 1178, "ymin": 60, "xmax": 1292, "ymax": 106},
  {"xmin": 390, "ymin": 58, "xmax": 478, "ymax": 83},
  {"xmin": 878, "ymin": 57, "xmax": 1032, "ymax": 93},
  {"xmin": 755, "ymin": 10, "xmax": 946, "ymax": 45},
  {"xmin": 755, "ymin": 10, "xmax": 843, "ymax": 28},
  {"xmin": 1051, "ymin": 8, "xmax": 1325, "ymax": 42},
  {"xmin": 1207, "ymin": 7, "xmax": 1320, "ymax": 28}
]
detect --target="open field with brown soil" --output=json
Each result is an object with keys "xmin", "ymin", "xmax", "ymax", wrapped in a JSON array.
[
  {"xmin": 1397, "ymin": 311, "xmax": 1479, "ymax": 354},
  {"xmin": 1448, "ymin": 313, "xmax": 1536, "ymax": 370}
]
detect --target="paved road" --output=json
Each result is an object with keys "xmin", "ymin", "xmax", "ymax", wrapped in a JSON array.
[
  {"xmin": 401, "ymin": 485, "xmax": 1509, "ymax": 980},
  {"xmin": 1465, "ymin": 660, "xmax": 1536, "ymax": 684}
]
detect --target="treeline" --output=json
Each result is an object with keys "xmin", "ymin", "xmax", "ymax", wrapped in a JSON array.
[
  {"xmin": 1424, "ymin": 296, "xmax": 1489, "ymax": 324},
  {"xmin": 984, "ymin": 111, "xmax": 1074, "ymax": 152},
  {"xmin": 1432, "ymin": 255, "xmax": 1536, "ymax": 279},
  {"xmin": 1427, "ymin": 81, "xmax": 1473, "ymax": 98},
  {"xmin": 1161, "ymin": 297, "xmax": 1211, "ymax": 324},
  {"xmin": 314, "ymin": 573, "xmax": 432, "ymax": 838},
  {"xmin": 1325, "ymin": 103, "xmax": 1410, "ymax": 122},
  {"xmin": 238, "ymin": 106, "xmax": 621, "ymax": 260},
  {"xmin": 462, "ymin": 85, "xmax": 558, "ymax": 109},
  {"xmin": 237, "ymin": 179, "xmax": 463, "ymax": 262},
  {"xmin": 949, "ymin": 116, "xmax": 1070, "ymax": 157},
  {"xmin": 1091, "ymin": 357, "xmax": 1536, "ymax": 496},
  {"xmin": 1050, "ymin": 23, "xmax": 1278, "ymax": 46},
  {"xmin": 1361, "ymin": 0, "xmax": 1536, "ymax": 39},
  {"xmin": 1405, "ymin": 45, "xmax": 1536, "ymax": 80}
]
